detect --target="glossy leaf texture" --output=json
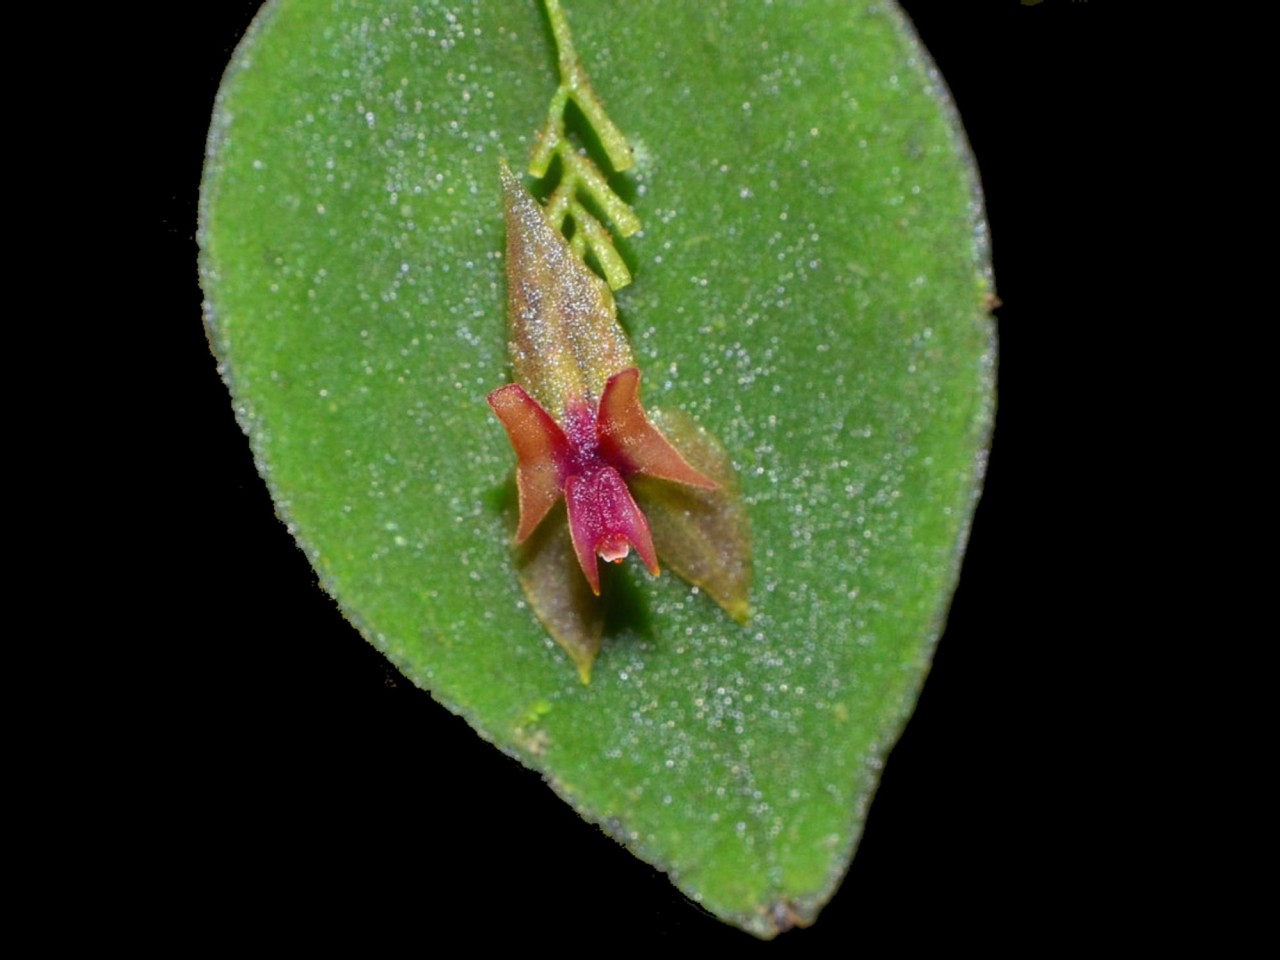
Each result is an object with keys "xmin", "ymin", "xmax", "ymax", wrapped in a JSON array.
[{"xmin": 200, "ymin": 0, "xmax": 994, "ymax": 938}]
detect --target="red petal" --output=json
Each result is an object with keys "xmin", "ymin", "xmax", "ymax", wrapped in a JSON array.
[
  {"xmin": 488, "ymin": 384, "xmax": 570, "ymax": 542},
  {"xmin": 596, "ymin": 368, "xmax": 717, "ymax": 489},
  {"xmin": 565, "ymin": 466, "xmax": 660, "ymax": 595}
]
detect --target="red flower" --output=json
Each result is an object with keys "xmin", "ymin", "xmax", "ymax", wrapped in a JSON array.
[
  {"xmin": 488, "ymin": 161, "xmax": 749, "ymax": 682},
  {"xmin": 489, "ymin": 366, "xmax": 716, "ymax": 595}
]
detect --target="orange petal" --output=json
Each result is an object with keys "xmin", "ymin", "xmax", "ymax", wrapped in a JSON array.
[
  {"xmin": 488, "ymin": 384, "xmax": 568, "ymax": 542},
  {"xmin": 596, "ymin": 368, "xmax": 717, "ymax": 489}
]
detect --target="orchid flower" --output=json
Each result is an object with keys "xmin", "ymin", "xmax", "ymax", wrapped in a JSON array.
[{"xmin": 488, "ymin": 161, "xmax": 750, "ymax": 682}]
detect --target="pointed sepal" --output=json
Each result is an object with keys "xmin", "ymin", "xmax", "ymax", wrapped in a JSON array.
[
  {"xmin": 517, "ymin": 509, "xmax": 604, "ymax": 684},
  {"xmin": 500, "ymin": 160, "xmax": 632, "ymax": 418}
]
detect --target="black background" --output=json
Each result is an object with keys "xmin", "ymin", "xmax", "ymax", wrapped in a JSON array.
[{"xmin": 155, "ymin": 0, "xmax": 1115, "ymax": 947}]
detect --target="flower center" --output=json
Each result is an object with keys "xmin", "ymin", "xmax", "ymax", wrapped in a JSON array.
[{"xmin": 561, "ymin": 399, "xmax": 611, "ymax": 479}]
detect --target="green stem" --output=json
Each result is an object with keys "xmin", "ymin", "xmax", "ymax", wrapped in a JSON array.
[
  {"xmin": 543, "ymin": 0, "xmax": 633, "ymax": 173},
  {"xmin": 528, "ymin": 0, "xmax": 640, "ymax": 290}
]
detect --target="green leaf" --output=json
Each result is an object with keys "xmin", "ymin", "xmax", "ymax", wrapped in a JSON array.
[{"xmin": 200, "ymin": 0, "xmax": 994, "ymax": 938}]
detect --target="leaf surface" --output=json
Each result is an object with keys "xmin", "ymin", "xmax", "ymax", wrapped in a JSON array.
[{"xmin": 200, "ymin": 0, "xmax": 994, "ymax": 936}]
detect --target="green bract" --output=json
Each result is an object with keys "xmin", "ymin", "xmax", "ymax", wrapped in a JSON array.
[{"xmin": 200, "ymin": 0, "xmax": 994, "ymax": 938}]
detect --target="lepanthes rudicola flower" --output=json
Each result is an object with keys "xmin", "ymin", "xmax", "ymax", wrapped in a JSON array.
[{"xmin": 489, "ymin": 161, "xmax": 751, "ymax": 682}]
